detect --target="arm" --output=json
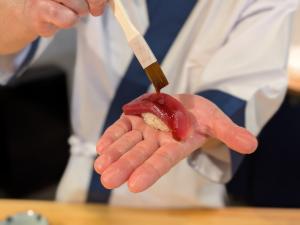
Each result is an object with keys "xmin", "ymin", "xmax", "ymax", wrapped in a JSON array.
[
  {"xmin": 0, "ymin": 0, "xmax": 107, "ymax": 84},
  {"xmin": 94, "ymin": 0, "xmax": 299, "ymax": 192},
  {"xmin": 0, "ymin": 0, "xmax": 108, "ymax": 54}
]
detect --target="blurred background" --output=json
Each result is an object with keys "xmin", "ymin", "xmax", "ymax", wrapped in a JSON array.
[{"xmin": 0, "ymin": 9, "xmax": 299, "ymax": 208}]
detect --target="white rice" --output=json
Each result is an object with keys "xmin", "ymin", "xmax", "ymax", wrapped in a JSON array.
[{"xmin": 142, "ymin": 113, "xmax": 170, "ymax": 132}]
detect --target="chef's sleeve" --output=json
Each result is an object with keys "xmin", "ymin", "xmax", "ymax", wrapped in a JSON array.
[
  {"xmin": 0, "ymin": 38, "xmax": 51, "ymax": 85},
  {"xmin": 188, "ymin": 0, "xmax": 299, "ymax": 183}
]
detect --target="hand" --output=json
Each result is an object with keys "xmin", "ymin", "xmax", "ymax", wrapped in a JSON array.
[
  {"xmin": 94, "ymin": 94, "xmax": 258, "ymax": 192},
  {"xmin": 1, "ymin": 0, "xmax": 107, "ymax": 54},
  {"xmin": 19, "ymin": 0, "xmax": 107, "ymax": 37}
]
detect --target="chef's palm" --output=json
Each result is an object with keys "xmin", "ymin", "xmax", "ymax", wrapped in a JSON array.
[{"xmin": 95, "ymin": 94, "xmax": 257, "ymax": 192}]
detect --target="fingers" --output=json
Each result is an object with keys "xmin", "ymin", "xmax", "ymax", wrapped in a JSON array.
[
  {"xmin": 53, "ymin": 0, "xmax": 89, "ymax": 16},
  {"xmin": 96, "ymin": 116, "xmax": 132, "ymax": 153},
  {"xmin": 127, "ymin": 142, "xmax": 184, "ymax": 192},
  {"xmin": 211, "ymin": 109, "xmax": 258, "ymax": 154},
  {"xmin": 95, "ymin": 123, "xmax": 160, "ymax": 189},
  {"xmin": 53, "ymin": 0, "xmax": 107, "ymax": 16},
  {"xmin": 38, "ymin": 23, "xmax": 59, "ymax": 37},
  {"xmin": 178, "ymin": 94, "xmax": 258, "ymax": 154},
  {"xmin": 86, "ymin": 0, "xmax": 107, "ymax": 16},
  {"xmin": 42, "ymin": 1, "xmax": 79, "ymax": 28},
  {"xmin": 94, "ymin": 130, "xmax": 143, "ymax": 173},
  {"xmin": 25, "ymin": 0, "xmax": 78, "ymax": 37},
  {"xmin": 100, "ymin": 139, "xmax": 159, "ymax": 189},
  {"xmin": 24, "ymin": 0, "xmax": 107, "ymax": 38}
]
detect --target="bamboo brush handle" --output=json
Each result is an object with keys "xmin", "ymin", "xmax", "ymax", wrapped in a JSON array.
[
  {"xmin": 108, "ymin": 0, "xmax": 139, "ymax": 41},
  {"xmin": 108, "ymin": 0, "xmax": 157, "ymax": 69}
]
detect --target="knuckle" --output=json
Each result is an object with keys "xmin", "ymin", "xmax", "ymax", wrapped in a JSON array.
[
  {"xmin": 37, "ymin": 23, "xmax": 57, "ymax": 37},
  {"xmin": 156, "ymin": 151, "xmax": 174, "ymax": 167},
  {"xmin": 137, "ymin": 142, "xmax": 148, "ymax": 153},
  {"xmin": 136, "ymin": 142, "xmax": 152, "ymax": 157},
  {"xmin": 144, "ymin": 161, "xmax": 162, "ymax": 177},
  {"xmin": 134, "ymin": 146, "xmax": 150, "ymax": 161},
  {"xmin": 107, "ymin": 146, "xmax": 122, "ymax": 158},
  {"xmin": 107, "ymin": 123, "xmax": 128, "ymax": 139},
  {"xmin": 106, "ymin": 128, "xmax": 120, "ymax": 140},
  {"xmin": 100, "ymin": 153, "xmax": 114, "ymax": 164},
  {"xmin": 109, "ymin": 153, "xmax": 121, "ymax": 164},
  {"xmin": 108, "ymin": 142, "xmax": 127, "ymax": 156},
  {"xmin": 121, "ymin": 117, "xmax": 132, "ymax": 130},
  {"xmin": 125, "ymin": 157, "xmax": 137, "ymax": 171},
  {"xmin": 59, "ymin": 11, "xmax": 78, "ymax": 28},
  {"xmin": 47, "ymin": 4, "xmax": 59, "ymax": 19},
  {"xmin": 116, "ymin": 122, "xmax": 128, "ymax": 133},
  {"xmin": 73, "ymin": 0, "xmax": 90, "ymax": 16},
  {"xmin": 114, "ymin": 123, "xmax": 125, "ymax": 133},
  {"xmin": 61, "ymin": 18, "xmax": 77, "ymax": 28},
  {"xmin": 43, "ymin": 2, "xmax": 78, "ymax": 28},
  {"xmin": 88, "ymin": 0, "xmax": 107, "ymax": 16},
  {"xmin": 130, "ymin": 130, "xmax": 143, "ymax": 140}
]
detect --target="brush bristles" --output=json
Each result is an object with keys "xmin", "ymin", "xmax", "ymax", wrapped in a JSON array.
[{"xmin": 144, "ymin": 62, "xmax": 169, "ymax": 92}]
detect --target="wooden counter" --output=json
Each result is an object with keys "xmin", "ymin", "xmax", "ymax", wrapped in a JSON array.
[{"xmin": 0, "ymin": 200, "xmax": 299, "ymax": 225}]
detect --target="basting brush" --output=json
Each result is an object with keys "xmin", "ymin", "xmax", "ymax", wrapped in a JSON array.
[{"xmin": 108, "ymin": 0, "xmax": 169, "ymax": 92}]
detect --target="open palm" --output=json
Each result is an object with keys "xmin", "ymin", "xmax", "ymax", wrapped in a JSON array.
[{"xmin": 94, "ymin": 94, "xmax": 257, "ymax": 192}]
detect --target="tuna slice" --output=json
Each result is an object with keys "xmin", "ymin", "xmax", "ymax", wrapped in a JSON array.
[{"xmin": 122, "ymin": 93, "xmax": 190, "ymax": 141}]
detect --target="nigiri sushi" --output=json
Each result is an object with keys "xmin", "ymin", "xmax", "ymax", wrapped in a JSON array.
[{"xmin": 122, "ymin": 93, "xmax": 191, "ymax": 141}]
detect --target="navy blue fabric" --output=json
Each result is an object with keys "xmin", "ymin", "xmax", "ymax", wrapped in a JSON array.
[
  {"xmin": 8, "ymin": 38, "xmax": 40, "ymax": 85},
  {"xmin": 87, "ymin": 0, "xmax": 197, "ymax": 203},
  {"xmin": 228, "ymin": 95, "xmax": 300, "ymax": 207},
  {"xmin": 197, "ymin": 90, "xmax": 246, "ymax": 178}
]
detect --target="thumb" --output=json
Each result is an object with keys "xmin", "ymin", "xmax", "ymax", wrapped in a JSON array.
[{"xmin": 210, "ymin": 110, "xmax": 258, "ymax": 154}]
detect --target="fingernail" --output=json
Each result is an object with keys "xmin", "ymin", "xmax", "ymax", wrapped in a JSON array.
[
  {"xmin": 236, "ymin": 132, "xmax": 258, "ymax": 153},
  {"xmin": 96, "ymin": 154, "xmax": 112, "ymax": 173},
  {"xmin": 96, "ymin": 141, "xmax": 106, "ymax": 153},
  {"xmin": 95, "ymin": 160, "xmax": 104, "ymax": 174}
]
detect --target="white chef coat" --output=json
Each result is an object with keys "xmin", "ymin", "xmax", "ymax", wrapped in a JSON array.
[{"xmin": 0, "ymin": 0, "xmax": 299, "ymax": 208}]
